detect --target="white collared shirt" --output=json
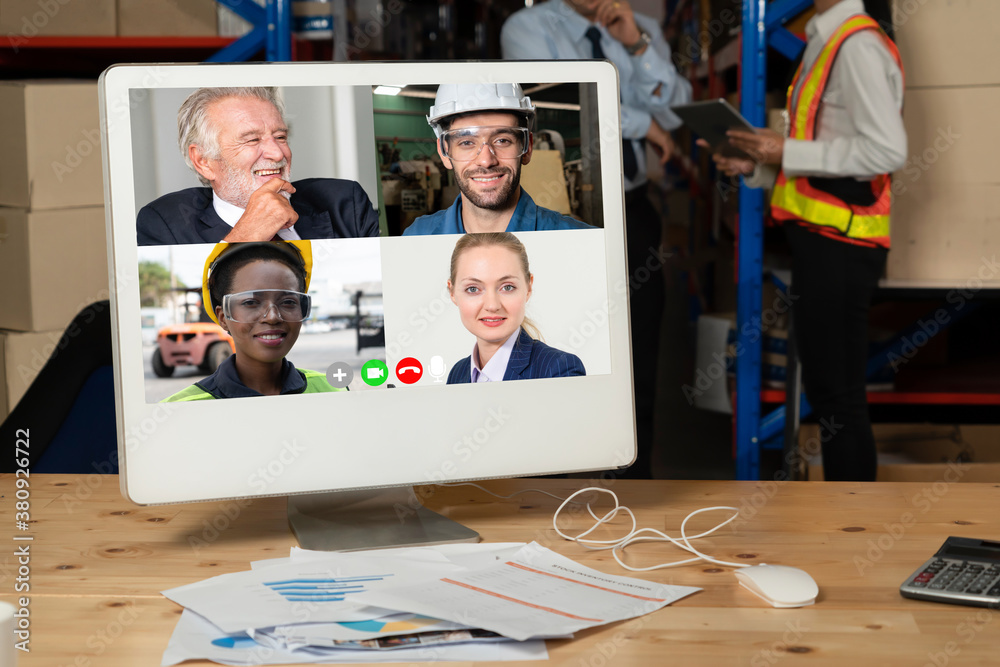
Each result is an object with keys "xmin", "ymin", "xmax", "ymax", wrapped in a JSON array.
[
  {"xmin": 747, "ymin": 0, "xmax": 906, "ymax": 187},
  {"xmin": 470, "ymin": 331, "xmax": 519, "ymax": 383},
  {"xmin": 212, "ymin": 191, "xmax": 301, "ymax": 241}
]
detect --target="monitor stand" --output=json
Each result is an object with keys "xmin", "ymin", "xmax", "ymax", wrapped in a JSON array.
[{"xmin": 287, "ymin": 486, "xmax": 481, "ymax": 552}]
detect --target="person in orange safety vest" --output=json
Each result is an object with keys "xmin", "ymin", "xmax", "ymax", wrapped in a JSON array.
[{"xmin": 706, "ymin": 0, "xmax": 905, "ymax": 481}]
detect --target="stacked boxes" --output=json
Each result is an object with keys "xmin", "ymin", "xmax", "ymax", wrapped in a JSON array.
[
  {"xmin": 117, "ymin": 0, "xmax": 216, "ymax": 36},
  {"xmin": 803, "ymin": 423, "xmax": 1000, "ymax": 482},
  {"xmin": 0, "ymin": 0, "xmax": 216, "ymax": 38},
  {"xmin": 889, "ymin": 0, "xmax": 1000, "ymax": 282},
  {"xmin": 0, "ymin": 80, "xmax": 109, "ymax": 419},
  {"xmin": 0, "ymin": 0, "xmax": 116, "ymax": 36}
]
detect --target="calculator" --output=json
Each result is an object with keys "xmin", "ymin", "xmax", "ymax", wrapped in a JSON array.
[{"xmin": 900, "ymin": 537, "xmax": 1000, "ymax": 607}]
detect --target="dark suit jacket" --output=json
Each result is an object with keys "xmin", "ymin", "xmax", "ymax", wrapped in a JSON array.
[
  {"xmin": 136, "ymin": 178, "xmax": 380, "ymax": 245},
  {"xmin": 447, "ymin": 328, "xmax": 586, "ymax": 384}
]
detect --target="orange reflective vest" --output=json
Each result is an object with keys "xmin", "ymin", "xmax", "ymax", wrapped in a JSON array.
[{"xmin": 770, "ymin": 15, "xmax": 903, "ymax": 248}]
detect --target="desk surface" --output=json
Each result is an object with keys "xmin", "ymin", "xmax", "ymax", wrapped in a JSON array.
[{"xmin": 4, "ymin": 475, "xmax": 1000, "ymax": 666}]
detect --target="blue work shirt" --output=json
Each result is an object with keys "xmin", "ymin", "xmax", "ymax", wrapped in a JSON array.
[{"xmin": 402, "ymin": 188, "xmax": 595, "ymax": 235}]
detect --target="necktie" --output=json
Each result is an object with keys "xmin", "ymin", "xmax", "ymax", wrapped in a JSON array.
[{"xmin": 584, "ymin": 26, "xmax": 639, "ymax": 181}]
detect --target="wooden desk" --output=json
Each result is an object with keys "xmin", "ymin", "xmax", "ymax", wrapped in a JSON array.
[{"xmin": 4, "ymin": 475, "xmax": 1000, "ymax": 666}]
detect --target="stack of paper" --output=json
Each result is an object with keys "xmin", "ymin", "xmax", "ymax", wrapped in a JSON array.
[{"xmin": 161, "ymin": 542, "xmax": 700, "ymax": 665}]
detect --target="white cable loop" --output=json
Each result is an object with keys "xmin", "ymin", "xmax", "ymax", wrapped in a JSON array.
[
  {"xmin": 552, "ymin": 487, "xmax": 749, "ymax": 571},
  {"xmin": 437, "ymin": 483, "xmax": 750, "ymax": 572}
]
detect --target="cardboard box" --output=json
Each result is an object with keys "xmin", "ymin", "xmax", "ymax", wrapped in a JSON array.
[
  {"xmin": 803, "ymin": 423, "xmax": 1000, "ymax": 482},
  {"xmin": 0, "ymin": 80, "xmax": 104, "ymax": 210},
  {"xmin": 889, "ymin": 86, "xmax": 1000, "ymax": 282},
  {"xmin": 893, "ymin": 0, "xmax": 1000, "ymax": 88},
  {"xmin": 811, "ymin": 460, "xmax": 1000, "ymax": 483},
  {"xmin": 692, "ymin": 309, "xmax": 790, "ymax": 414},
  {"xmin": 0, "ymin": 328, "xmax": 64, "ymax": 419},
  {"xmin": 521, "ymin": 150, "xmax": 572, "ymax": 216},
  {"xmin": 0, "ymin": 206, "xmax": 109, "ymax": 332},
  {"xmin": 118, "ymin": 0, "xmax": 217, "ymax": 36},
  {"xmin": 0, "ymin": 0, "xmax": 115, "ymax": 37}
]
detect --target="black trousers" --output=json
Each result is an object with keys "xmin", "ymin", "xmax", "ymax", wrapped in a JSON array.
[
  {"xmin": 785, "ymin": 224, "xmax": 887, "ymax": 481},
  {"xmin": 622, "ymin": 188, "xmax": 665, "ymax": 479}
]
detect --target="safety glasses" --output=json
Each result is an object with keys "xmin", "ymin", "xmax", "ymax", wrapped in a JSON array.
[
  {"xmin": 441, "ymin": 125, "xmax": 529, "ymax": 162},
  {"xmin": 222, "ymin": 290, "xmax": 311, "ymax": 323}
]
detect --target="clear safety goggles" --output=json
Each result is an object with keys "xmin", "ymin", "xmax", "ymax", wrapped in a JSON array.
[
  {"xmin": 222, "ymin": 290, "xmax": 311, "ymax": 323},
  {"xmin": 441, "ymin": 125, "xmax": 529, "ymax": 162}
]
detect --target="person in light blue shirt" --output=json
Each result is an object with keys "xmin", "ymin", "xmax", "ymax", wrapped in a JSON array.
[
  {"xmin": 403, "ymin": 82, "xmax": 594, "ymax": 236},
  {"xmin": 501, "ymin": 1, "xmax": 690, "ymax": 195},
  {"xmin": 502, "ymin": 1, "xmax": 692, "ymax": 479}
]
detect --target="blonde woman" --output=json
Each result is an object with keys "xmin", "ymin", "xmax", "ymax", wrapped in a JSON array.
[{"xmin": 446, "ymin": 232, "xmax": 585, "ymax": 383}]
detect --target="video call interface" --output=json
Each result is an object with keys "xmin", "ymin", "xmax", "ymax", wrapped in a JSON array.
[{"xmin": 131, "ymin": 83, "xmax": 613, "ymax": 403}]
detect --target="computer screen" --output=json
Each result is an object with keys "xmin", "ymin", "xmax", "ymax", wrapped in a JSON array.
[{"xmin": 101, "ymin": 61, "xmax": 634, "ymax": 547}]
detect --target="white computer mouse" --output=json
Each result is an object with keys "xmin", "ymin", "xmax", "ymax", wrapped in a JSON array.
[{"xmin": 734, "ymin": 564, "xmax": 819, "ymax": 608}]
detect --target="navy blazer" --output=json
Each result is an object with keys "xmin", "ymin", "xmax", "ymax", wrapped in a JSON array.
[
  {"xmin": 447, "ymin": 328, "xmax": 586, "ymax": 384},
  {"xmin": 136, "ymin": 178, "xmax": 380, "ymax": 246}
]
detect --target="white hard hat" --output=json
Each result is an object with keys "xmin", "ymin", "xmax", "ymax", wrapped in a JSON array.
[{"xmin": 426, "ymin": 82, "xmax": 535, "ymax": 138}]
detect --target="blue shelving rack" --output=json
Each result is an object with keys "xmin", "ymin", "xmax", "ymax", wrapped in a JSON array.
[
  {"xmin": 734, "ymin": 0, "xmax": 812, "ymax": 479},
  {"xmin": 210, "ymin": 0, "xmax": 292, "ymax": 62}
]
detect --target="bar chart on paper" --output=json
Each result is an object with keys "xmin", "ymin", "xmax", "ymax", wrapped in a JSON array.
[
  {"xmin": 263, "ymin": 575, "xmax": 391, "ymax": 602},
  {"xmin": 163, "ymin": 563, "xmax": 403, "ymax": 633}
]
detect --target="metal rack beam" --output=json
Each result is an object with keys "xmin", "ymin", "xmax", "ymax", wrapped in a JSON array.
[
  {"xmin": 208, "ymin": 0, "xmax": 291, "ymax": 63},
  {"xmin": 734, "ymin": 0, "xmax": 808, "ymax": 479}
]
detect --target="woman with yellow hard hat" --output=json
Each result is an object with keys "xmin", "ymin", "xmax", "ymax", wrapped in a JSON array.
[{"xmin": 162, "ymin": 241, "xmax": 338, "ymax": 401}]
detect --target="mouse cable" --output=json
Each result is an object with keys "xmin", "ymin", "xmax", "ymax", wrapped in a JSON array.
[{"xmin": 436, "ymin": 483, "xmax": 750, "ymax": 572}]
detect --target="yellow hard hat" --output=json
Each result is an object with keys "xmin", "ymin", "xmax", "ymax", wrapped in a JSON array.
[{"xmin": 201, "ymin": 240, "xmax": 313, "ymax": 325}]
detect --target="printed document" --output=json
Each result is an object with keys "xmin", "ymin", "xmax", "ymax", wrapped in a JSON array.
[{"xmin": 352, "ymin": 542, "xmax": 700, "ymax": 641}]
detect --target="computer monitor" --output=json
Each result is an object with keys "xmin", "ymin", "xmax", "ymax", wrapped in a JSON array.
[{"xmin": 100, "ymin": 60, "xmax": 635, "ymax": 550}]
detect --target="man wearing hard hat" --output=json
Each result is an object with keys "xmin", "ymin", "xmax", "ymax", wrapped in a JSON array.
[{"xmin": 403, "ymin": 83, "xmax": 595, "ymax": 236}]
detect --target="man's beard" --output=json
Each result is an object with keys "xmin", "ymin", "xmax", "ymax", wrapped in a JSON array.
[
  {"xmin": 455, "ymin": 164, "xmax": 521, "ymax": 211},
  {"xmin": 214, "ymin": 159, "xmax": 290, "ymax": 209}
]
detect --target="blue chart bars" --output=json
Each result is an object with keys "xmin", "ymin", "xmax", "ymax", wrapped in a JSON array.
[{"xmin": 263, "ymin": 575, "xmax": 392, "ymax": 602}]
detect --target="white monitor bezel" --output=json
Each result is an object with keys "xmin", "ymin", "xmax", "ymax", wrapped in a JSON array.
[{"xmin": 100, "ymin": 60, "xmax": 635, "ymax": 505}]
